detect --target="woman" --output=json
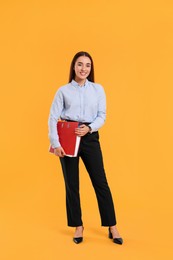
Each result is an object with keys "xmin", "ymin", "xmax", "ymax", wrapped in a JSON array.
[{"xmin": 48, "ymin": 51, "xmax": 123, "ymax": 245}]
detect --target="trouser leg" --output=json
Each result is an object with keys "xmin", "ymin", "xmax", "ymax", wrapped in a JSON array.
[
  {"xmin": 80, "ymin": 132, "xmax": 117, "ymax": 226},
  {"xmin": 60, "ymin": 156, "xmax": 83, "ymax": 227}
]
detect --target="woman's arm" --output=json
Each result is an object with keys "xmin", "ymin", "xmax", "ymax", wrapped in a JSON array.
[
  {"xmin": 48, "ymin": 89, "xmax": 64, "ymax": 148},
  {"xmin": 89, "ymin": 85, "xmax": 106, "ymax": 132}
]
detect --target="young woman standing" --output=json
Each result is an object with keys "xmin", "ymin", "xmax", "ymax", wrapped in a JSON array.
[{"xmin": 48, "ymin": 51, "xmax": 123, "ymax": 245}]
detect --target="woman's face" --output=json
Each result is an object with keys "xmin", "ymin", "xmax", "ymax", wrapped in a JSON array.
[{"xmin": 74, "ymin": 56, "xmax": 91, "ymax": 83}]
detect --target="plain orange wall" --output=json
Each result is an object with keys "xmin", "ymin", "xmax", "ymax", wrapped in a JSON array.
[{"xmin": 0, "ymin": 0, "xmax": 173, "ymax": 259}]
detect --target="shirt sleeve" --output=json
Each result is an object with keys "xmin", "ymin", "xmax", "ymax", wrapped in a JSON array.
[
  {"xmin": 89, "ymin": 85, "xmax": 106, "ymax": 132},
  {"xmin": 48, "ymin": 89, "xmax": 64, "ymax": 148}
]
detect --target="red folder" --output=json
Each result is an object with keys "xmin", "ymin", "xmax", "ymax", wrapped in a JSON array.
[{"xmin": 49, "ymin": 121, "xmax": 81, "ymax": 157}]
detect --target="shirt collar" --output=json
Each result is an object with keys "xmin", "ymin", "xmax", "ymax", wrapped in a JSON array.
[{"xmin": 71, "ymin": 79, "xmax": 89, "ymax": 88}]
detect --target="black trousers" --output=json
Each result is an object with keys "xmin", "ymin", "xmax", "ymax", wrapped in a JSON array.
[{"xmin": 60, "ymin": 131, "xmax": 117, "ymax": 227}]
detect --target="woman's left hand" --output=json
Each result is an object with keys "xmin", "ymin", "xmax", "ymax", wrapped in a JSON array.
[{"xmin": 75, "ymin": 124, "xmax": 90, "ymax": 136}]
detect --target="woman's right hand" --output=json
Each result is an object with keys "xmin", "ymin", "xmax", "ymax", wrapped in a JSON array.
[{"xmin": 54, "ymin": 147, "xmax": 66, "ymax": 157}]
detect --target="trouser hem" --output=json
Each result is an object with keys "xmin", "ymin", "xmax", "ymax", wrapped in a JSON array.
[{"xmin": 101, "ymin": 222, "xmax": 117, "ymax": 227}]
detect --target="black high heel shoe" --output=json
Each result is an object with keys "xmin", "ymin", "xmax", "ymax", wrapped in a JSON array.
[
  {"xmin": 108, "ymin": 227, "xmax": 123, "ymax": 245},
  {"xmin": 73, "ymin": 227, "xmax": 84, "ymax": 244}
]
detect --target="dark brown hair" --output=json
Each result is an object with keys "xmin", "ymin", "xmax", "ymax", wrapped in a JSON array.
[{"xmin": 68, "ymin": 51, "xmax": 95, "ymax": 83}]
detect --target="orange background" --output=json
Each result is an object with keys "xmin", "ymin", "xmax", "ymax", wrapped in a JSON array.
[{"xmin": 0, "ymin": 0, "xmax": 173, "ymax": 259}]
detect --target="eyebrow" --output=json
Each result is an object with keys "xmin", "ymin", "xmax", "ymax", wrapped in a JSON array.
[{"xmin": 77, "ymin": 62, "xmax": 91, "ymax": 65}]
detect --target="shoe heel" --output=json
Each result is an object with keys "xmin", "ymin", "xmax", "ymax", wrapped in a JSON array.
[
  {"xmin": 108, "ymin": 227, "xmax": 113, "ymax": 239},
  {"xmin": 73, "ymin": 226, "xmax": 84, "ymax": 244},
  {"xmin": 108, "ymin": 227, "xmax": 123, "ymax": 245}
]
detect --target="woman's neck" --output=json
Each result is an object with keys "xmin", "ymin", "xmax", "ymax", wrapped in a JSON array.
[{"xmin": 74, "ymin": 77, "xmax": 86, "ymax": 87}]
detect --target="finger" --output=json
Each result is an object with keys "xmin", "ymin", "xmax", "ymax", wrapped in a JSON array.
[
  {"xmin": 75, "ymin": 131, "xmax": 82, "ymax": 136},
  {"xmin": 59, "ymin": 151, "xmax": 64, "ymax": 157}
]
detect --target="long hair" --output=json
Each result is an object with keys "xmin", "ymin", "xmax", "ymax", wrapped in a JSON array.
[{"xmin": 68, "ymin": 51, "xmax": 95, "ymax": 83}]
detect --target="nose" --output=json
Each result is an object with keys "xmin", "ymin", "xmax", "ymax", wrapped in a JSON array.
[{"xmin": 81, "ymin": 66, "xmax": 86, "ymax": 71}]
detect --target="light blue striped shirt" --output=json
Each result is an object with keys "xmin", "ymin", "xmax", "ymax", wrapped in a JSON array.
[{"xmin": 48, "ymin": 79, "xmax": 106, "ymax": 148}]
